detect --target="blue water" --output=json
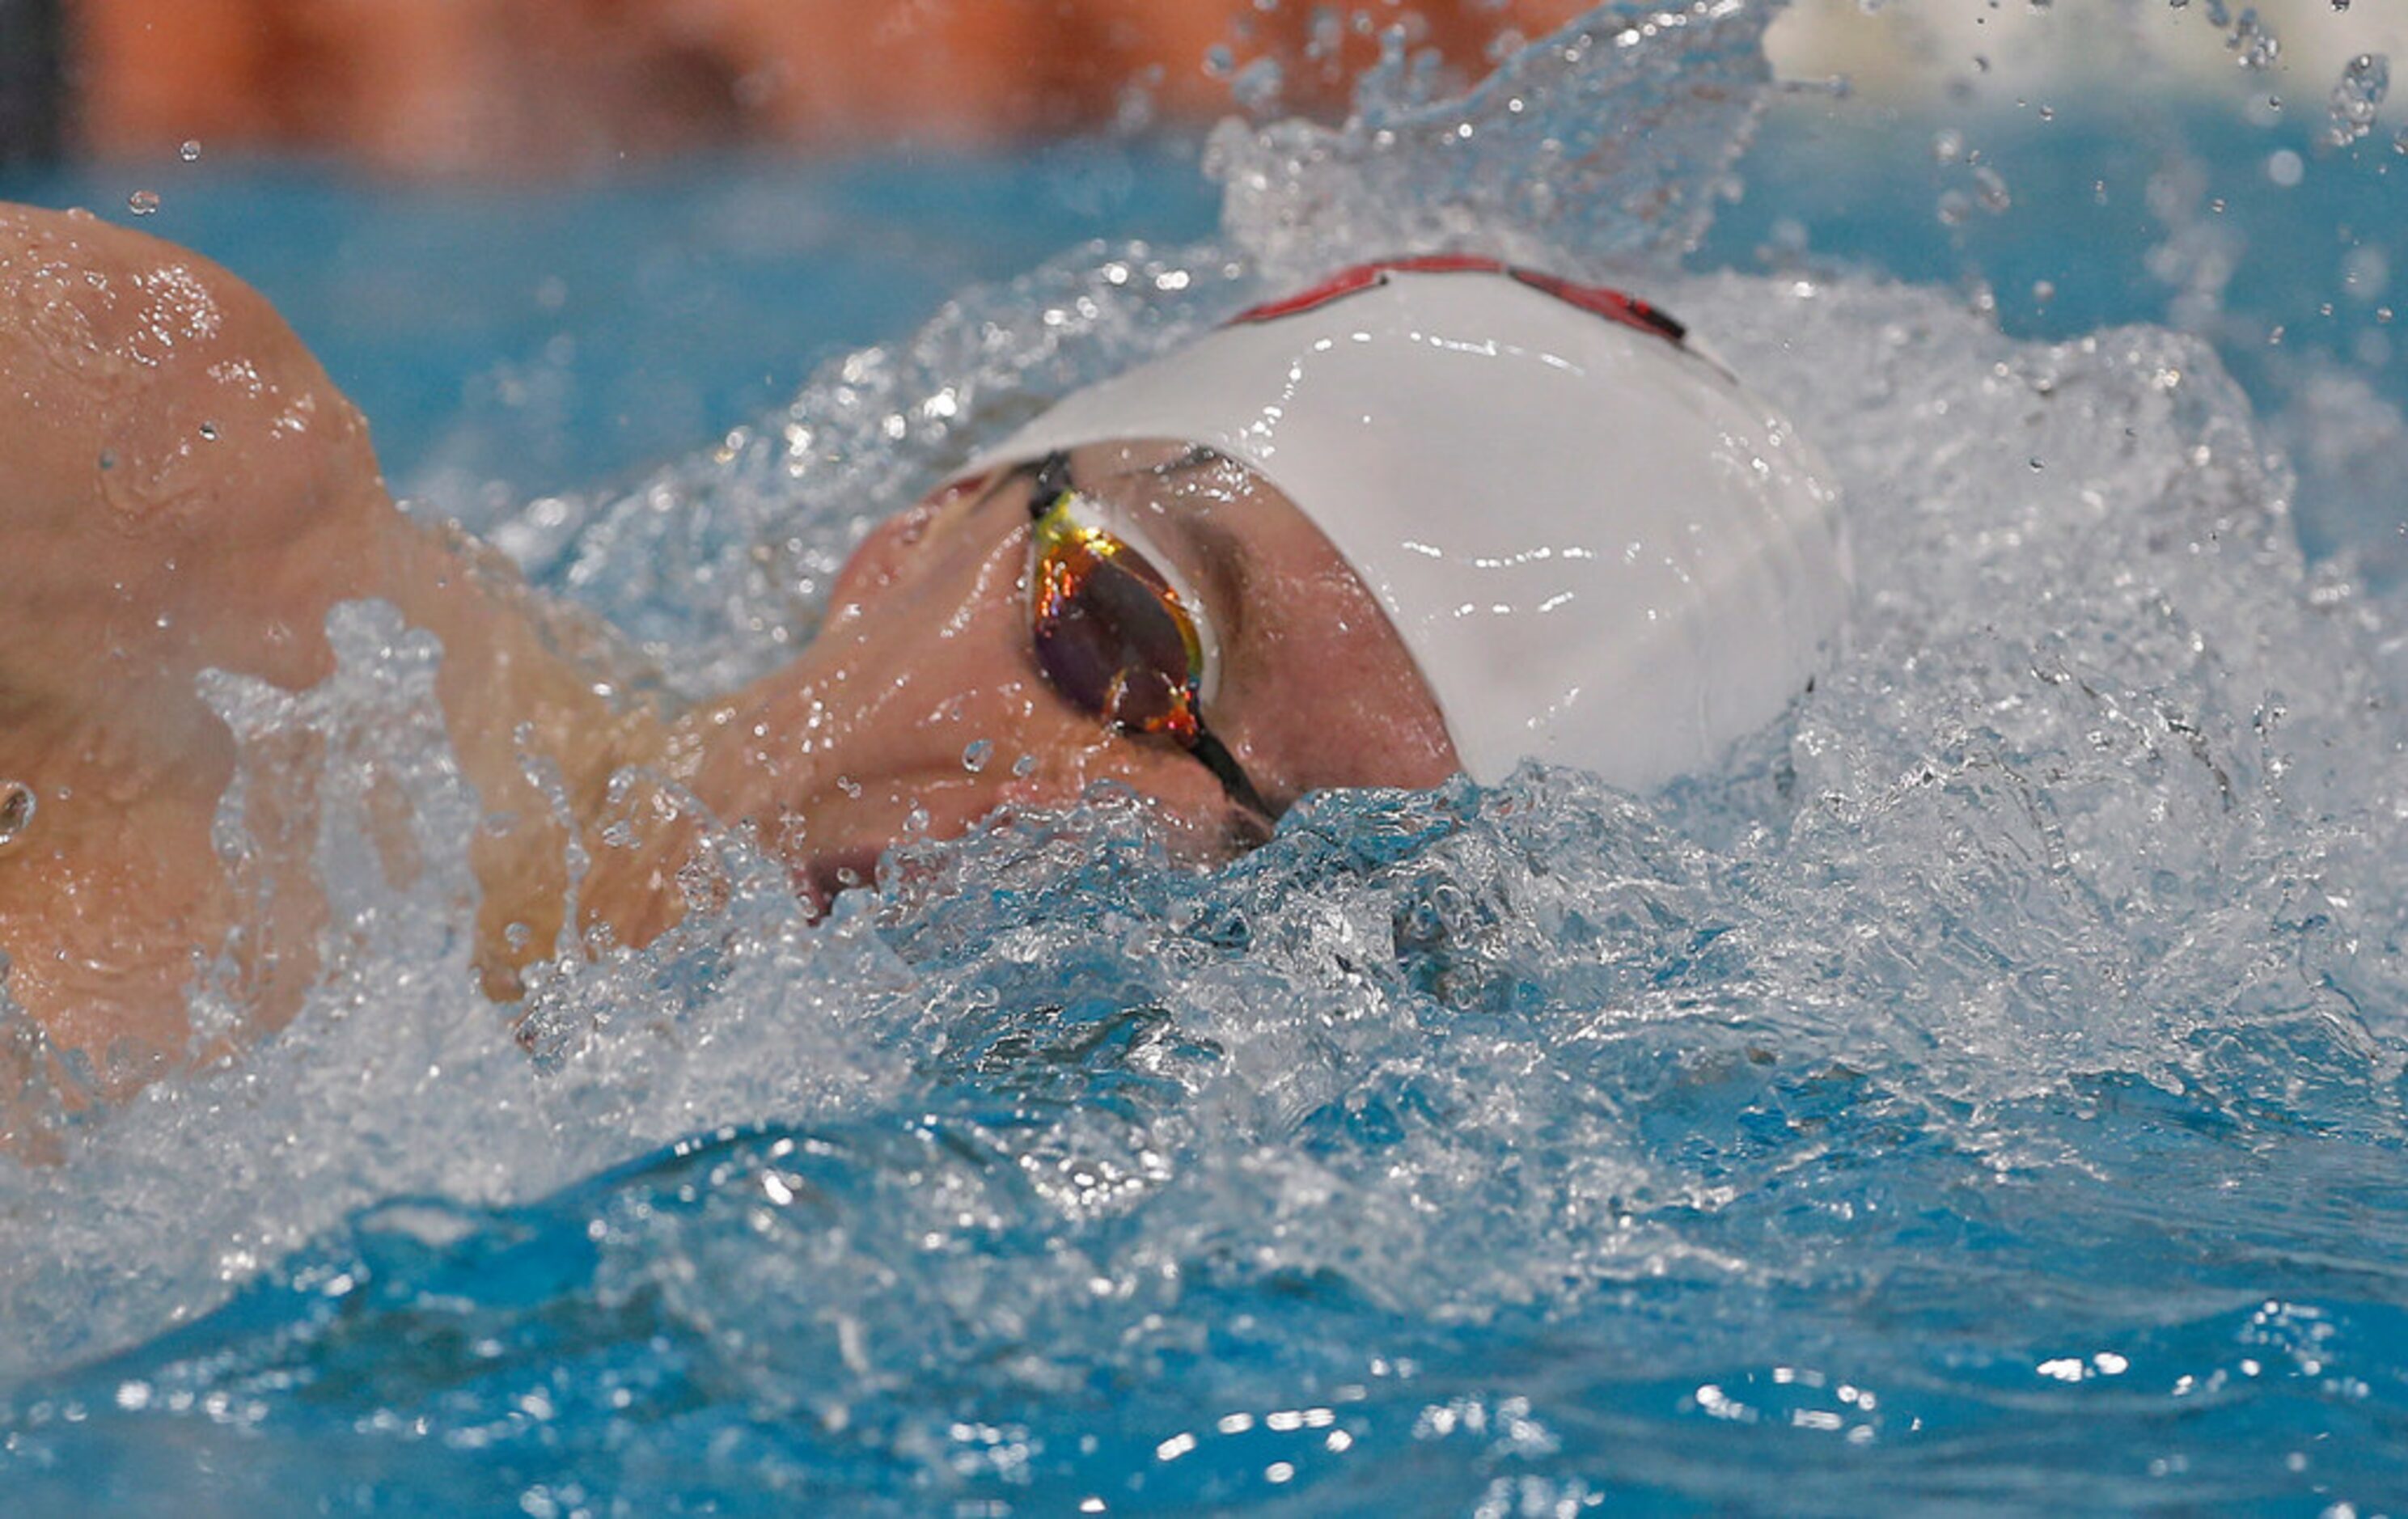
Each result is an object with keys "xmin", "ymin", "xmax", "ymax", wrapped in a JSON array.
[{"xmin": 6, "ymin": 2, "xmax": 2408, "ymax": 1513}]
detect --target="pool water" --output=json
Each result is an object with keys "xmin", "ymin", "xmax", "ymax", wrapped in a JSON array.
[{"xmin": 6, "ymin": 2, "xmax": 2408, "ymax": 1513}]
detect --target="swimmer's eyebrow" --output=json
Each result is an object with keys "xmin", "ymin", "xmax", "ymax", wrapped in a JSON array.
[
  {"xmin": 1149, "ymin": 443, "xmax": 1231, "ymax": 479},
  {"xmin": 1101, "ymin": 446, "xmax": 1254, "ymax": 637},
  {"xmin": 1104, "ymin": 442, "xmax": 1232, "ymax": 484}
]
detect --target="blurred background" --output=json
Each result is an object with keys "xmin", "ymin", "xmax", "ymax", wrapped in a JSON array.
[
  {"xmin": 0, "ymin": 0, "xmax": 2397, "ymax": 175},
  {"xmin": 6, "ymin": 0, "xmax": 1611, "ymax": 172},
  {"xmin": 0, "ymin": 0, "xmax": 2400, "ymax": 573}
]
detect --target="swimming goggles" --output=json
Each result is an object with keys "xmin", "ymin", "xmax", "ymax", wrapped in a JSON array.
[{"xmin": 1022, "ymin": 451, "xmax": 1274, "ymax": 820}]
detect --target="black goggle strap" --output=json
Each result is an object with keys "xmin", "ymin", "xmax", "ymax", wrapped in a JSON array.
[
  {"xmin": 1027, "ymin": 449, "xmax": 1075, "ymax": 515},
  {"xmin": 1189, "ymin": 728, "xmax": 1275, "ymax": 819},
  {"xmin": 1023, "ymin": 451, "xmax": 1276, "ymax": 823}
]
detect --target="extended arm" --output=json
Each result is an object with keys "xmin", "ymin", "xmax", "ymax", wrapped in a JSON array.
[{"xmin": 0, "ymin": 203, "xmax": 662, "ymax": 1093}]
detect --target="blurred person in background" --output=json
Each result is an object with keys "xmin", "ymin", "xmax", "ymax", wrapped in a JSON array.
[
  {"xmin": 63, "ymin": 0, "xmax": 1593, "ymax": 175},
  {"xmin": 0, "ymin": 0, "xmax": 67, "ymax": 165}
]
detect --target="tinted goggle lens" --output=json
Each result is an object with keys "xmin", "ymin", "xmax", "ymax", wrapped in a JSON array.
[
  {"xmin": 1022, "ymin": 453, "xmax": 1272, "ymax": 819},
  {"xmin": 1030, "ymin": 510, "xmax": 1203, "ymax": 741}
]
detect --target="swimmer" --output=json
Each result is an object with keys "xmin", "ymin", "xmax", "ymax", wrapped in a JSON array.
[{"xmin": 0, "ymin": 205, "xmax": 1847, "ymax": 1098}]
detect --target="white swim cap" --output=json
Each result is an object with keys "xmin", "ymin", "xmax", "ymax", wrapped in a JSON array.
[{"xmin": 982, "ymin": 256, "xmax": 1851, "ymax": 788}]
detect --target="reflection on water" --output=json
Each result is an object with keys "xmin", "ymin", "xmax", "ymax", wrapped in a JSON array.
[{"xmin": 6, "ymin": 1, "xmax": 2408, "ymax": 1511}]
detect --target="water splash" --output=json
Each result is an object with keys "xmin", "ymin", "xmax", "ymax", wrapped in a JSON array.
[
  {"xmin": 1208, "ymin": 0, "xmax": 1781, "ymax": 283},
  {"xmin": 2326, "ymin": 51, "xmax": 2390, "ymax": 147},
  {"xmin": 10, "ymin": 0, "xmax": 2408, "ymax": 1508}
]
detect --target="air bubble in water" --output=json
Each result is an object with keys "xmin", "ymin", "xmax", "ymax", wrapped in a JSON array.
[
  {"xmin": 179, "ymin": 140, "xmax": 201, "ymax": 163},
  {"xmin": 127, "ymin": 190, "xmax": 159, "ymax": 216},
  {"xmin": 963, "ymin": 740, "xmax": 994, "ymax": 774}
]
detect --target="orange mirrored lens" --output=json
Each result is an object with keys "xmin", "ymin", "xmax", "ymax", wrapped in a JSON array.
[{"xmin": 1029, "ymin": 497, "xmax": 1205, "ymax": 743}]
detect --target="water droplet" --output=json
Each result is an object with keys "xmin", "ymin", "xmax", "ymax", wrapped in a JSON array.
[
  {"xmin": 1974, "ymin": 164, "xmax": 2013, "ymax": 214},
  {"xmin": 179, "ymin": 139, "xmax": 201, "ymax": 163},
  {"xmin": 197, "ymin": 421, "xmax": 218, "ymax": 441},
  {"xmin": 2229, "ymin": 11, "xmax": 2279, "ymax": 71},
  {"xmin": 1012, "ymin": 754, "xmax": 1039, "ymax": 779},
  {"xmin": 2326, "ymin": 53, "xmax": 2390, "ymax": 147},
  {"xmin": 962, "ymin": 739, "xmax": 994, "ymax": 774},
  {"xmin": 0, "ymin": 781, "xmax": 35, "ymax": 855},
  {"xmin": 127, "ymin": 190, "xmax": 160, "ymax": 216},
  {"xmin": 1233, "ymin": 57, "xmax": 1283, "ymax": 112}
]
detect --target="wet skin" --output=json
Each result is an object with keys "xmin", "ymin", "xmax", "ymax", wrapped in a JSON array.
[{"xmin": 0, "ymin": 204, "xmax": 1457, "ymax": 1098}]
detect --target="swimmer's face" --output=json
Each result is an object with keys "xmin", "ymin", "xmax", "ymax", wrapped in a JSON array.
[{"xmin": 683, "ymin": 438, "xmax": 1460, "ymax": 908}]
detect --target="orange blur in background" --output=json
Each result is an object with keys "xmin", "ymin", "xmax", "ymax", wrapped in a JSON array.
[{"xmin": 74, "ymin": 0, "xmax": 1596, "ymax": 175}]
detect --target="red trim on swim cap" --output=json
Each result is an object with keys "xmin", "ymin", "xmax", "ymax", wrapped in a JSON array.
[
  {"xmin": 1229, "ymin": 255, "xmax": 1686, "ymax": 349},
  {"xmin": 1506, "ymin": 269, "xmax": 1687, "ymax": 346}
]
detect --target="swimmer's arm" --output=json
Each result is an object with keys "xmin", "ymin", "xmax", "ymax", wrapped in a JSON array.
[{"xmin": 0, "ymin": 203, "xmax": 675, "ymax": 1083}]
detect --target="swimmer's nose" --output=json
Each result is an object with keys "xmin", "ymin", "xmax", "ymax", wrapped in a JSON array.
[{"xmin": 826, "ymin": 471, "xmax": 1000, "ymax": 611}]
